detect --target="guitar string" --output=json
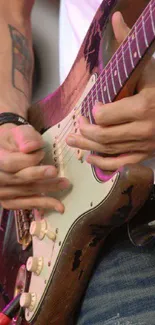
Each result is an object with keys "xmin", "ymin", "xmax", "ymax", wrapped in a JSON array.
[
  {"xmin": 51, "ymin": 4, "xmax": 155, "ymax": 165},
  {"xmin": 57, "ymin": 24, "xmax": 155, "ymax": 170},
  {"xmin": 53, "ymin": 4, "xmax": 155, "ymax": 168},
  {"xmin": 51, "ymin": 1, "xmax": 155, "ymax": 157},
  {"xmin": 48, "ymin": 0, "xmax": 154, "ymax": 147},
  {"xmin": 44, "ymin": 3, "xmax": 155, "ymax": 168},
  {"xmin": 45, "ymin": 1, "xmax": 154, "ymax": 148}
]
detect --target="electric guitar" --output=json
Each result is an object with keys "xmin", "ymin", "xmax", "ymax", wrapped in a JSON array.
[{"xmin": 0, "ymin": 0, "xmax": 155, "ymax": 324}]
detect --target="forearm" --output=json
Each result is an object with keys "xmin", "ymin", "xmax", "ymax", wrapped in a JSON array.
[{"xmin": 0, "ymin": 1, "xmax": 35, "ymax": 118}]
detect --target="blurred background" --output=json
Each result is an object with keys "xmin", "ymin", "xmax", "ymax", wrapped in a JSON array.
[{"xmin": 31, "ymin": 0, "xmax": 60, "ymax": 103}]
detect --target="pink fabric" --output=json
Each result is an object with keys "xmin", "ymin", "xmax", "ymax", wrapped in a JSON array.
[
  {"xmin": 59, "ymin": 0, "xmax": 101, "ymax": 83},
  {"xmin": 59, "ymin": 0, "xmax": 155, "ymax": 181}
]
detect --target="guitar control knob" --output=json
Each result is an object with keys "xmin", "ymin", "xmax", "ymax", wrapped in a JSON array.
[
  {"xmin": 30, "ymin": 220, "xmax": 46, "ymax": 240},
  {"xmin": 45, "ymin": 228, "xmax": 57, "ymax": 241},
  {"xmin": 26, "ymin": 256, "xmax": 43, "ymax": 275},
  {"xmin": 30, "ymin": 219, "xmax": 56, "ymax": 241},
  {"xmin": 20, "ymin": 292, "xmax": 37, "ymax": 311}
]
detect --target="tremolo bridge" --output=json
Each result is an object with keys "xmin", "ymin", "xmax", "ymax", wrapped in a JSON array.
[{"xmin": 14, "ymin": 209, "xmax": 34, "ymax": 250}]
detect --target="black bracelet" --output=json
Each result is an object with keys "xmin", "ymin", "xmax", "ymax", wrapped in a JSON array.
[{"xmin": 0, "ymin": 112, "xmax": 29, "ymax": 127}]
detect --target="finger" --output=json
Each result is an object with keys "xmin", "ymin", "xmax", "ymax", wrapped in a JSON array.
[
  {"xmin": 78, "ymin": 119, "xmax": 154, "ymax": 144},
  {"xmin": 112, "ymin": 11, "xmax": 130, "ymax": 44},
  {"xmin": 137, "ymin": 57, "xmax": 155, "ymax": 92},
  {"xmin": 12, "ymin": 125, "xmax": 45, "ymax": 154},
  {"xmin": 0, "ymin": 124, "xmax": 45, "ymax": 154},
  {"xmin": 101, "ymin": 140, "xmax": 155, "ymax": 155},
  {"xmin": 15, "ymin": 165, "xmax": 59, "ymax": 184},
  {"xmin": 67, "ymin": 130, "xmax": 155, "ymax": 154},
  {"xmin": 0, "ymin": 196, "xmax": 65, "ymax": 213},
  {"xmin": 92, "ymin": 95, "xmax": 145, "ymax": 126},
  {"xmin": 0, "ymin": 166, "xmax": 58, "ymax": 185},
  {"xmin": 86, "ymin": 152, "xmax": 149, "ymax": 171},
  {"xmin": 66, "ymin": 133, "xmax": 105, "ymax": 152},
  {"xmin": 0, "ymin": 178, "xmax": 70, "ymax": 199},
  {"xmin": 0, "ymin": 149, "xmax": 45, "ymax": 173}
]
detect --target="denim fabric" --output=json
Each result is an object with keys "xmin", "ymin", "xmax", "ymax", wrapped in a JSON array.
[
  {"xmin": 76, "ymin": 232, "xmax": 155, "ymax": 325},
  {"xmin": 76, "ymin": 186, "xmax": 155, "ymax": 325}
]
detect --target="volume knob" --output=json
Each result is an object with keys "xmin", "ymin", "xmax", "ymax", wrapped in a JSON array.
[
  {"xmin": 30, "ymin": 220, "xmax": 46, "ymax": 239},
  {"xmin": 20, "ymin": 292, "xmax": 37, "ymax": 311},
  {"xmin": 26, "ymin": 256, "xmax": 43, "ymax": 275},
  {"xmin": 30, "ymin": 219, "xmax": 56, "ymax": 241}
]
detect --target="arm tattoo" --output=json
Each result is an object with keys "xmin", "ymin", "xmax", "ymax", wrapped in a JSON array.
[{"xmin": 8, "ymin": 25, "xmax": 33, "ymax": 99}]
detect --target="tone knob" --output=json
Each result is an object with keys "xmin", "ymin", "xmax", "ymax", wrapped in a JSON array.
[
  {"xmin": 30, "ymin": 219, "xmax": 56, "ymax": 241},
  {"xmin": 26, "ymin": 256, "xmax": 43, "ymax": 275},
  {"xmin": 30, "ymin": 219, "xmax": 47, "ymax": 239},
  {"xmin": 20, "ymin": 292, "xmax": 37, "ymax": 311},
  {"xmin": 45, "ymin": 228, "xmax": 57, "ymax": 241}
]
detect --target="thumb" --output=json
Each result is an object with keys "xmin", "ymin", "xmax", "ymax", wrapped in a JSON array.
[
  {"xmin": 112, "ymin": 11, "xmax": 130, "ymax": 44},
  {"xmin": 13, "ymin": 125, "xmax": 45, "ymax": 154}
]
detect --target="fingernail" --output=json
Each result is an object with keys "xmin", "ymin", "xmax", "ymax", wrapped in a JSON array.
[
  {"xmin": 45, "ymin": 167, "xmax": 56, "ymax": 177},
  {"xmin": 55, "ymin": 205, "xmax": 65, "ymax": 214},
  {"xmin": 66, "ymin": 135, "xmax": 76, "ymax": 145}
]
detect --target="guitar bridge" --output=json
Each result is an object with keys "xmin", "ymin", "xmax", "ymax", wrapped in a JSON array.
[{"xmin": 14, "ymin": 209, "xmax": 34, "ymax": 250}]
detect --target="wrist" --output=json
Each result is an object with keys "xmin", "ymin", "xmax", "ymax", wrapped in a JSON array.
[
  {"xmin": 0, "ymin": 112, "xmax": 28, "ymax": 127},
  {"xmin": 0, "ymin": 105, "xmax": 28, "ymax": 120}
]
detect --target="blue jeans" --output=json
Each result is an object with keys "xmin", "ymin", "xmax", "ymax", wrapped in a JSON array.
[{"xmin": 76, "ymin": 197, "xmax": 155, "ymax": 325}]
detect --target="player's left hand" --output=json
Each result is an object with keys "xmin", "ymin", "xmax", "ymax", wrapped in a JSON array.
[{"xmin": 66, "ymin": 12, "xmax": 155, "ymax": 170}]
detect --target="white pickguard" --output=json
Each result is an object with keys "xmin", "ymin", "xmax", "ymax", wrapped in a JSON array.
[{"xmin": 24, "ymin": 74, "xmax": 119, "ymax": 322}]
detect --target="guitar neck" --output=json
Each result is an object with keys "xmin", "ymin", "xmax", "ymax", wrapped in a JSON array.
[{"xmin": 81, "ymin": 0, "xmax": 155, "ymax": 118}]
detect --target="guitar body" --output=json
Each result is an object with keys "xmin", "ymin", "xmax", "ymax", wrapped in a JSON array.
[{"xmin": 0, "ymin": 0, "xmax": 154, "ymax": 324}]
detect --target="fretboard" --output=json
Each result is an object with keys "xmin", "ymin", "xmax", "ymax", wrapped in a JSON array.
[{"xmin": 81, "ymin": 0, "xmax": 155, "ymax": 119}]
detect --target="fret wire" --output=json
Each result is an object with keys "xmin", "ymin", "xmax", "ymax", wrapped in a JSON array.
[
  {"xmin": 59, "ymin": 16, "xmax": 155, "ymax": 157},
  {"xmin": 142, "ymin": 14, "xmax": 149, "ymax": 47},
  {"xmin": 128, "ymin": 35, "xmax": 134, "ymax": 68},
  {"xmin": 84, "ymin": 100, "xmax": 89, "ymax": 118},
  {"xmin": 95, "ymin": 79, "xmax": 99, "ymax": 102},
  {"xmin": 116, "ymin": 52, "xmax": 123, "ymax": 87},
  {"xmin": 105, "ymin": 69, "xmax": 112, "ymax": 102},
  {"xmin": 83, "ymin": 3, "xmax": 155, "ymax": 121},
  {"xmin": 56, "ymin": 3, "xmax": 155, "ymax": 153},
  {"xmin": 87, "ymin": 14, "xmax": 154, "ymax": 117},
  {"xmin": 134, "ymin": 23, "xmax": 142, "ymax": 58},
  {"xmin": 88, "ymin": 3, "xmax": 154, "ymax": 108},
  {"xmin": 99, "ymin": 77, "xmax": 105, "ymax": 104},
  {"xmin": 81, "ymin": 101, "xmax": 85, "ymax": 117},
  {"xmin": 86, "ymin": 95, "xmax": 92, "ymax": 121},
  {"xmin": 150, "ymin": 1, "xmax": 155, "ymax": 34},
  {"xmin": 122, "ymin": 43, "xmax": 128, "ymax": 78},
  {"xmin": 110, "ymin": 61, "xmax": 117, "ymax": 95}
]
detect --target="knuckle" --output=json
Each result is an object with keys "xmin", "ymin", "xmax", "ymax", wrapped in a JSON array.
[
  {"xmin": 100, "ymin": 130, "xmax": 109, "ymax": 143},
  {"xmin": 103, "ymin": 145, "xmax": 115, "ymax": 154},
  {"xmin": 93, "ymin": 111, "xmax": 101, "ymax": 124},
  {"xmin": 136, "ymin": 97, "xmax": 149, "ymax": 119},
  {"xmin": 79, "ymin": 124, "xmax": 86, "ymax": 135}
]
